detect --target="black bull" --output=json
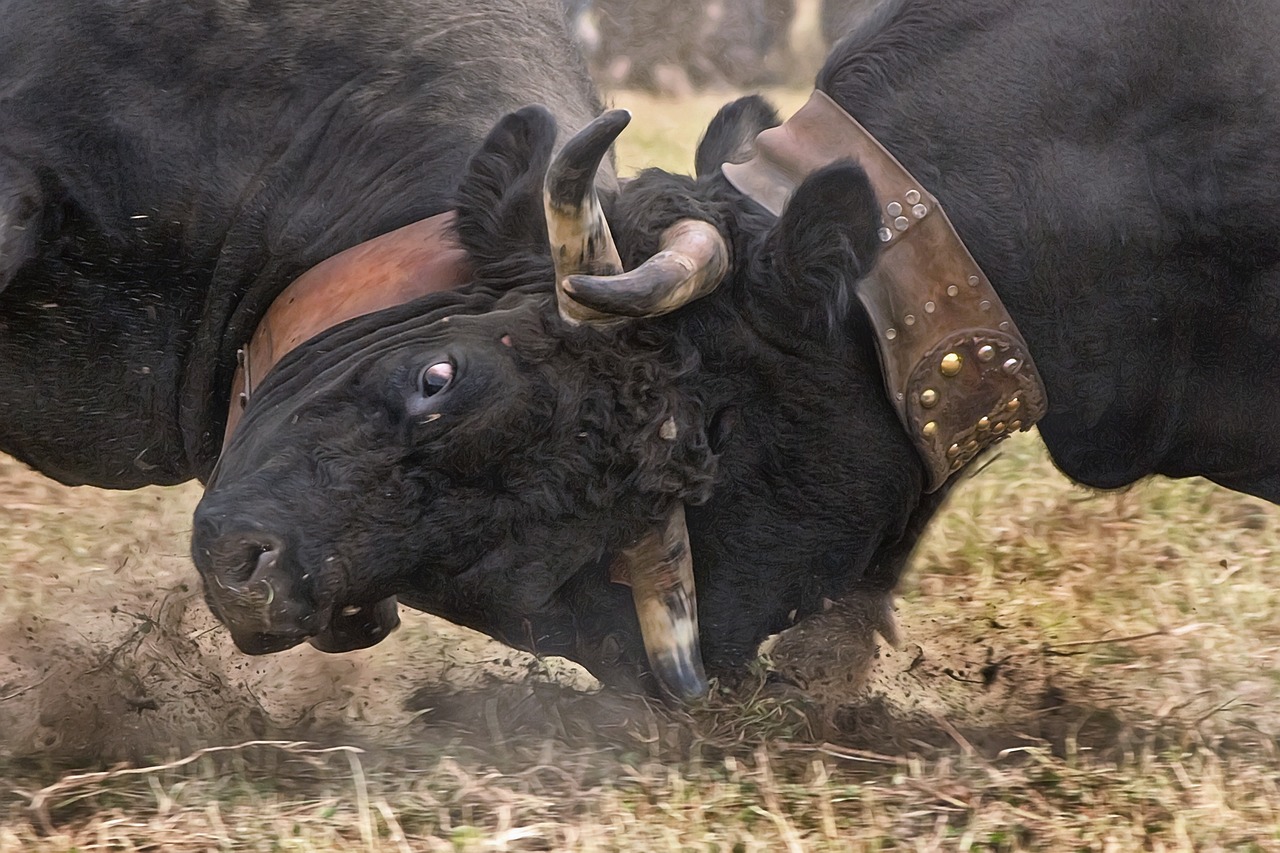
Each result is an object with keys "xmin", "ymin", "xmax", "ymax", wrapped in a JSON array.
[
  {"xmin": 7, "ymin": 0, "xmax": 1280, "ymax": 700},
  {"xmin": 0, "ymin": 0, "xmax": 598, "ymax": 653},
  {"xmin": 0, "ymin": 0, "xmax": 600, "ymax": 484},
  {"xmin": 199, "ymin": 0, "xmax": 1280, "ymax": 699}
]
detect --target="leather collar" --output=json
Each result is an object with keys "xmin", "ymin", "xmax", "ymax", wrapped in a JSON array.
[
  {"xmin": 223, "ymin": 210, "xmax": 471, "ymax": 444},
  {"xmin": 722, "ymin": 90, "xmax": 1048, "ymax": 491}
]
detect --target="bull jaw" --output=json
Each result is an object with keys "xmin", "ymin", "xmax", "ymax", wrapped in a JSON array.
[
  {"xmin": 230, "ymin": 628, "xmax": 310, "ymax": 656},
  {"xmin": 211, "ymin": 587, "xmax": 399, "ymax": 656},
  {"xmin": 615, "ymin": 504, "xmax": 709, "ymax": 702},
  {"xmin": 308, "ymin": 596, "xmax": 401, "ymax": 653}
]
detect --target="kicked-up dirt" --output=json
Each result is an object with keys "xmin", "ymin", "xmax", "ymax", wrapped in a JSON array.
[{"xmin": 2, "ymin": 435, "xmax": 1277, "ymax": 771}]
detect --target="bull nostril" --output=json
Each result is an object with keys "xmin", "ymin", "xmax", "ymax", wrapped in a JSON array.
[
  {"xmin": 255, "ymin": 545, "xmax": 280, "ymax": 576},
  {"xmin": 232, "ymin": 541, "xmax": 284, "ymax": 586},
  {"xmin": 199, "ymin": 527, "xmax": 286, "ymax": 587}
]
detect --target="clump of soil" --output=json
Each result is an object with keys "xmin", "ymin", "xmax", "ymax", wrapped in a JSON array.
[
  {"xmin": 767, "ymin": 594, "xmax": 1089, "ymax": 754},
  {"xmin": 0, "ymin": 586, "xmax": 434, "ymax": 767},
  {"xmin": 0, "ymin": 597, "xmax": 263, "ymax": 766}
]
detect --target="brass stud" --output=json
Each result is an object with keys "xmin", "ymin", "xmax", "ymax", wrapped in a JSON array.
[
  {"xmin": 894, "ymin": 215, "xmax": 910, "ymax": 231},
  {"xmin": 965, "ymin": 440, "xmax": 979, "ymax": 453},
  {"xmin": 886, "ymin": 201, "xmax": 903, "ymax": 217},
  {"xmin": 951, "ymin": 458, "xmax": 964, "ymax": 471},
  {"xmin": 885, "ymin": 328, "xmax": 897, "ymax": 340},
  {"xmin": 878, "ymin": 227, "xmax": 893, "ymax": 242},
  {"xmin": 920, "ymin": 388, "xmax": 939, "ymax": 408},
  {"xmin": 1007, "ymin": 397, "xmax": 1020, "ymax": 412},
  {"xmin": 1010, "ymin": 420, "xmax": 1022, "ymax": 431},
  {"xmin": 999, "ymin": 321, "xmax": 1010, "ymax": 331},
  {"xmin": 977, "ymin": 416, "xmax": 990, "ymax": 431},
  {"xmin": 912, "ymin": 203, "xmax": 928, "ymax": 218},
  {"xmin": 993, "ymin": 422, "xmax": 1006, "ymax": 434},
  {"xmin": 980, "ymin": 299, "xmax": 992, "ymax": 311},
  {"xmin": 968, "ymin": 275, "xmax": 980, "ymax": 286},
  {"xmin": 1003, "ymin": 358, "xmax": 1020, "ymax": 373},
  {"xmin": 940, "ymin": 352, "xmax": 963, "ymax": 376},
  {"xmin": 947, "ymin": 443, "xmax": 961, "ymax": 459},
  {"xmin": 924, "ymin": 300, "xmax": 936, "ymax": 313},
  {"xmin": 905, "ymin": 189, "xmax": 921, "ymax": 204},
  {"xmin": 922, "ymin": 421, "xmax": 938, "ymax": 438},
  {"xmin": 946, "ymin": 284, "xmax": 959, "ymax": 297},
  {"xmin": 905, "ymin": 314, "xmax": 916, "ymax": 326},
  {"xmin": 977, "ymin": 345, "xmax": 995, "ymax": 362}
]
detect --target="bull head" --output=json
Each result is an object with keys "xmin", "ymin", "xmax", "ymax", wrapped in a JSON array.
[{"xmin": 193, "ymin": 100, "xmax": 894, "ymax": 707}]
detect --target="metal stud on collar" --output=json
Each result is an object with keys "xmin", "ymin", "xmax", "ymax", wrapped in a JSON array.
[{"xmin": 879, "ymin": 191, "xmax": 930, "ymax": 244}]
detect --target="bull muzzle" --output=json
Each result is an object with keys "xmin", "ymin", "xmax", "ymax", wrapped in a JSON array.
[
  {"xmin": 193, "ymin": 512, "xmax": 399, "ymax": 655},
  {"xmin": 308, "ymin": 597, "xmax": 401, "ymax": 653},
  {"xmin": 196, "ymin": 527, "xmax": 317, "ymax": 645}
]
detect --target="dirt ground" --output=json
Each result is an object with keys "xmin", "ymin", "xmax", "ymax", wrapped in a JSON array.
[
  {"xmin": 2, "ymin": 435, "xmax": 1276, "ymax": 770},
  {"xmin": 2, "ymin": 434, "xmax": 1279, "ymax": 849},
  {"xmin": 0, "ymin": 452, "xmax": 589, "ymax": 767}
]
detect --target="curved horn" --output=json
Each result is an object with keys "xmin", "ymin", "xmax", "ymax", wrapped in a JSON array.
[
  {"xmin": 615, "ymin": 503, "xmax": 709, "ymax": 702},
  {"xmin": 562, "ymin": 219, "xmax": 730, "ymax": 319},
  {"xmin": 544, "ymin": 109, "xmax": 630, "ymax": 325}
]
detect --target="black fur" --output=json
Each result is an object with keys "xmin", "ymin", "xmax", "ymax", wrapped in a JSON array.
[
  {"xmin": 818, "ymin": 0, "xmax": 1280, "ymax": 500},
  {"xmin": 0, "ymin": 153, "xmax": 44, "ymax": 293},
  {"xmin": 694, "ymin": 95, "xmax": 780, "ymax": 178},
  {"xmin": 0, "ymin": 0, "xmax": 600, "ymax": 487},
  {"xmin": 452, "ymin": 106, "xmax": 558, "ymax": 286},
  {"xmin": 197, "ymin": 98, "xmax": 922, "ymax": 681}
]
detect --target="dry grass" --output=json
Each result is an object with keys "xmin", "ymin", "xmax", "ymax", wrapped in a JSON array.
[{"xmin": 1, "ymin": 84, "xmax": 1278, "ymax": 850}]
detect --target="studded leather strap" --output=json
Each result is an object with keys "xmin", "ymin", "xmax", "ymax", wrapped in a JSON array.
[{"xmin": 722, "ymin": 90, "xmax": 1047, "ymax": 491}]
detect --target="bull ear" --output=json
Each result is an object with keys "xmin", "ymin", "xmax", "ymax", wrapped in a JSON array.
[
  {"xmin": 694, "ymin": 95, "xmax": 780, "ymax": 178},
  {"xmin": 453, "ymin": 105, "xmax": 557, "ymax": 282},
  {"xmin": 759, "ymin": 160, "xmax": 882, "ymax": 333},
  {"xmin": 0, "ymin": 155, "xmax": 44, "ymax": 293}
]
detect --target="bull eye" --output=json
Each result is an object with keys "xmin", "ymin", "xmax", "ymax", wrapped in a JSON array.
[{"xmin": 418, "ymin": 362, "xmax": 454, "ymax": 398}]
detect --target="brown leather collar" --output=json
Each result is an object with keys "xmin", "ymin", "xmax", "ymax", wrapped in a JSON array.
[
  {"xmin": 223, "ymin": 210, "xmax": 471, "ymax": 444},
  {"xmin": 722, "ymin": 90, "xmax": 1048, "ymax": 491}
]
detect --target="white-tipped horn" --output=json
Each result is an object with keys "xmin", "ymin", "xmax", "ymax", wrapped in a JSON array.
[
  {"xmin": 615, "ymin": 503, "xmax": 709, "ymax": 702},
  {"xmin": 544, "ymin": 110, "xmax": 630, "ymax": 325}
]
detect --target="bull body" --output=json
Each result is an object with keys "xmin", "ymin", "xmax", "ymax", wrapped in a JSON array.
[
  {"xmin": 0, "ymin": 0, "xmax": 600, "ymax": 488},
  {"xmin": 30, "ymin": 0, "xmax": 1279, "ymax": 696}
]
